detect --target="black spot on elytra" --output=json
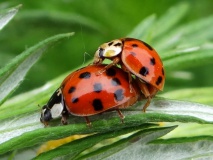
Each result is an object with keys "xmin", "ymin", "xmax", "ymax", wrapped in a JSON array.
[
  {"xmin": 130, "ymin": 51, "xmax": 136, "ymax": 56},
  {"xmin": 108, "ymin": 42, "xmax": 113, "ymax": 46},
  {"xmin": 79, "ymin": 72, "xmax": 91, "ymax": 79},
  {"xmin": 156, "ymin": 76, "xmax": 163, "ymax": 85},
  {"xmin": 93, "ymin": 83, "xmax": 102, "ymax": 93},
  {"xmin": 114, "ymin": 89, "xmax": 124, "ymax": 101},
  {"xmin": 139, "ymin": 67, "xmax": 149, "ymax": 76},
  {"xmin": 99, "ymin": 48, "xmax": 104, "ymax": 58},
  {"xmin": 132, "ymin": 44, "xmax": 138, "ymax": 48},
  {"xmin": 150, "ymin": 57, "xmax": 156, "ymax": 65},
  {"xmin": 142, "ymin": 41, "xmax": 153, "ymax": 50},
  {"xmin": 162, "ymin": 68, "xmax": 165, "ymax": 75},
  {"xmin": 114, "ymin": 42, "xmax": 122, "ymax": 47},
  {"xmin": 106, "ymin": 68, "xmax": 116, "ymax": 76},
  {"xmin": 92, "ymin": 99, "xmax": 104, "ymax": 111},
  {"xmin": 72, "ymin": 97, "xmax": 79, "ymax": 103},
  {"xmin": 111, "ymin": 78, "xmax": 121, "ymax": 86},
  {"xmin": 68, "ymin": 86, "xmax": 76, "ymax": 93}
]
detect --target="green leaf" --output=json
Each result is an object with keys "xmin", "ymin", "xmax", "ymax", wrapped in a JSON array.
[
  {"xmin": 1, "ymin": 2, "xmax": 213, "ymax": 159},
  {"xmin": 127, "ymin": 14, "xmax": 156, "ymax": 41},
  {"xmin": 78, "ymin": 126, "xmax": 177, "ymax": 160},
  {"xmin": 101, "ymin": 136, "xmax": 213, "ymax": 159},
  {"xmin": 155, "ymin": 16, "xmax": 213, "ymax": 53},
  {"xmin": 163, "ymin": 43, "xmax": 213, "ymax": 71},
  {"xmin": 162, "ymin": 123, "xmax": 213, "ymax": 138},
  {"xmin": 19, "ymin": 10, "xmax": 105, "ymax": 32},
  {"xmin": 0, "ymin": 98, "xmax": 212, "ymax": 155},
  {"xmin": 152, "ymin": 2, "xmax": 189, "ymax": 39},
  {"xmin": 34, "ymin": 124, "xmax": 157, "ymax": 160},
  {"xmin": 0, "ymin": 4, "xmax": 21, "ymax": 31},
  {"xmin": 145, "ymin": 99, "xmax": 213, "ymax": 123},
  {"xmin": 0, "ymin": 71, "xmax": 69, "ymax": 121},
  {"xmin": 162, "ymin": 87, "xmax": 213, "ymax": 105},
  {"xmin": 0, "ymin": 32, "xmax": 75, "ymax": 105},
  {"xmin": 144, "ymin": 136, "xmax": 213, "ymax": 159}
]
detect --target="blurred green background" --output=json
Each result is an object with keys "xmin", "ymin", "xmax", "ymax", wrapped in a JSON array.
[{"xmin": 0, "ymin": 0, "xmax": 213, "ymax": 96}]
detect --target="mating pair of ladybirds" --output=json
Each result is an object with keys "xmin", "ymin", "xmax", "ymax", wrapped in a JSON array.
[{"xmin": 40, "ymin": 38, "xmax": 165, "ymax": 126}]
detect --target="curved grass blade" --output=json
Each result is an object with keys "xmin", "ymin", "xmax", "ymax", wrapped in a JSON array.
[
  {"xmin": 0, "ymin": 97, "xmax": 212, "ymax": 155},
  {"xmin": 128, "ymin": 3, "xmax": 188, "ymax": 42},
  {"xmin": 152, "ymin": 2, "xmax": 189, "ymax": 39},
  {"xmin": 127, "ymin": 14, "xmax": 156, "ymax": 41},
  {"xmin": 155, "ymin": 16, "xmax": 213, "ymax": 52},
  {"xmin": 19, "ymin": 10, "xmax": 105, "ymax": 33},
  {"xmin": 163, "ymin": 123, "xmax": 213, "ymax": 138},
  {"xmin": 0, "ymin": 32, "xmax": 75, "ymax": 105},
  {"xmin": 34, "ymin": 124, "xmax": 157, "ymax": 160},
  {"xmin": 163, "ymin": 43, "xmax": 213, "ymax": 71},
  {"xmin": 0, "ymin": 4, "xmax": 22, "ymax": 31},
  {"xmin": 162, "ymin": 87, "xmax": 213, "ymax": 105},
  {"xmin": 78, "ymin": 126, "xmax": 177, "ymax": 160},
  {"xmin": 134, "ymin": 136, "xmax": 213, "ymax": 160},
  {"xmin": 104, "ymin": 136, "xmax": 213, "ymax": 160}
]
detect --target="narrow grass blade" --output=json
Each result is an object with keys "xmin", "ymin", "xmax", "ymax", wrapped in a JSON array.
[
  {"xmin": 0, "ymin": 4, "xmax": 21, "ymax": 31},
  {"xmin": 81, "ymin": 126, "xmax": 177, "ymax": 160},
  {"xmin": 0, "ymin": 32, "xmax": 75, "ymax": 105},
  {"xmin": 34, "ymin": 124, "xmax": 156, "ymax": 160}
]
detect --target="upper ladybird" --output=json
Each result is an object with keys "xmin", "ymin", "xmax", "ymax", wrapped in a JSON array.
[{"xmin": 93, "ymin": 38, "xmax": 165, "ymax": 112}]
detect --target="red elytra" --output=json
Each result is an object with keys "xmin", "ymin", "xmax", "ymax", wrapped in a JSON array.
[
  {"xmin": 61, "ymin": 64, "xmax": 142, "ymax": 125},
  {"xmin": 93, "ymin": 38, "xmax": 165, "ymax": 112}
]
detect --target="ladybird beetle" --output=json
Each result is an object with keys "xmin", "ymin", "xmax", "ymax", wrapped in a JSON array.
[
  {"xmin": 40, "ymin": 65, "xmax": 141, "ymax": 126},
  {"xmin": 93, "ymin": 38, "xmax": 165, "ymax": 112}
]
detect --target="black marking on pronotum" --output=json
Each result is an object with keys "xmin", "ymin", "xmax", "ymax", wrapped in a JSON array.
[
  {"xmin": 124, "ymin": 38, "xmax": 134, "ymax": 41},
  {"xmin": 72, "ymin": 97, "xmax": 79, "ymax": 103},
  {"xmin": 139, "ymin": 67, "xmax": 149, "ymax": 76},
  {"xmin": 142, "ymin": 41, "xmax": 153, "ymax": 50},
  {"xmin": 108, "ymin": 42, "xmax": 113, "ymax": 46},
  {"xmin": 114, "ymin": 42, "xmax": 122, "ymax": 47},
  {"xmin": 156, "ymin": 76, "xmax": 163, "ymax": 85},
  {"xmin": 106, "ymin": 68, "xmax": 116, "ymax": 76},
  {"xmin": 111, "ymin": 77, "xmax": 121, "ymax": 86},
  {"xmin": 43, "ymin": 108, "xmax": 52, "ymax": 121},
  {"xmin": 132, "ymin": 44, "xmax": 138, "ymax": 48},
  {"xmin": 114, "ymin": 89, "xmax": 124, "ymax": 101},
  {"xmin": 93, "ymin": 83, "xmax": 102, "ymax": 93},
  {"xmin": 99, "ymin": 48, "xmax": 104, "ymax": 58},
  {"xmin": 79, "ymin": 72, "xmax": 91, "ymax": 79},
  {"xmin": 92, "ymin": 99, "xmax": 104, "ymax": 111},
  {"xmin": 47, "ymin": 88, "xmax": 62, "ymax": 107},
  {"xmin": 150, "ymin": 57, "xmax": 156, "ymax": 65},
  {"xmin": 68, "ymin": 86, "xmax": 76, "ymax": 93}
]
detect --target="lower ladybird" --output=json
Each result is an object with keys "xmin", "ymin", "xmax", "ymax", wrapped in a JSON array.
[{"xmin": 40, "ymin": 64, "xmax": 142, "ymax": 126}]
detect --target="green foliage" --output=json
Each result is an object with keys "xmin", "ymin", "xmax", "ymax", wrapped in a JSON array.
[
  {"xmin": 0, "ymin": 1, "xmax": 213, "ymax": 159},
  {"xmin": 0, "ymin": 32, "xmax": 74, "ymax": 105}
]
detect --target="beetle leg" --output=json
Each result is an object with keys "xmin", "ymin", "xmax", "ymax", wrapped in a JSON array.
[
  {"xmin": 116, "ymin": 109, "xmax": 125, "ymax": 123},
  {"xmin": 121, "ymin": 64, "xmax": 133, "ymax": 93},
  {"xmin": 135, "ymin": 78, "xmax": 158, "ymax": 112},
  {"xmin": 96, "ymin": 57, "xmax": 120, "ymax": 75},
  {"xmin": 84, "ymin": 116, "xmax": 92, "ymax": 127},
  {"xmin": 61, "ymin": 109, "xmax": 69, "ymax": 125}
]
